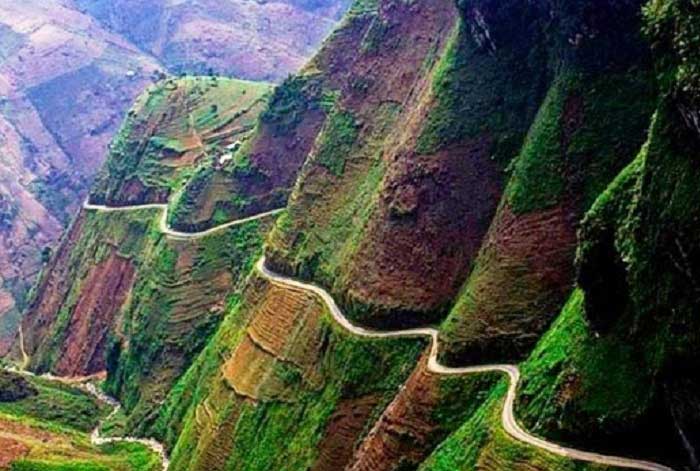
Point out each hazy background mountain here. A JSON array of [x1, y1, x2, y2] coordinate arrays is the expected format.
[[0, 0, 350, 353]]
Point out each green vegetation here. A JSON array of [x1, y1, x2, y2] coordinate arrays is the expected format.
[[29, 209, 155, 374], [505, 70, 656, 214], [416, 5, 550, 163], [91, 77, 270, 206], [148, 136, 187, 154], [644, 0, 700, 108], [23, 73, 276, 443], [260, 75, 323, 136], [437, 1, 656, 366], [17, 1, 700, 470], [267, 133, 389, 291], [516, 290, 654, 442], [0, 372, 159, 470], [24, 203, 271, 438], [160, 274, 426, 471], [346, 0, 379, 17], [0, 370, 37, 402], [0, 375, 107, 432], [419, 380, 612, 471], [165, 73, 325, 232], [10, 441, 160, 471], [314, 107, 359, 176], [104, 217, 270, 436]]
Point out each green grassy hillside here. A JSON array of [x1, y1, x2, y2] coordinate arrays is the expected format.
[[0, 371, 159, 470]]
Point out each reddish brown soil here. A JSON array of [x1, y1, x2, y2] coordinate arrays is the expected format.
[[320, 0, 458, 116], [0, 436, 29, 469], [191, 397, 244, 471], [177, 84, 327, 232], [110, 177, 171, 206], [222, 282, 326, 400], [267, 0, 465, 285], [222, 334, 276, 399], [18, 213, 87, 363], [54, 249, 136, 377], [310, 0, 504, 328], [247, 107, 328, 200], [311, 394, 381, 471], [344, 135, 503, 327], [183, 0, 460, 233], [346, 355, 441, 471], [247, 284, 313, 355], [0, 418, 56, 444], [440, 203, 579, 364]]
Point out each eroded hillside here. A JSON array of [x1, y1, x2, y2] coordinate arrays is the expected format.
[[0, 0, 161, 353], [6, 0, 700, 470], [70, 0, 351, 81]]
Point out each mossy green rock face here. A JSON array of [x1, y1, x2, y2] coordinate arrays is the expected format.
[[265, 0, 552, 329], [437, 0, 657, 365], [645, 0, 700, 135]]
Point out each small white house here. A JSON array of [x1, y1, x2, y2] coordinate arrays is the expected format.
[[226, 141, 242, 152]]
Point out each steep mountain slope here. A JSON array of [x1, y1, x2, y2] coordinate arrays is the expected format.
[[0, 0, 350, 354], [8, 0, 700, 470], [0, 0, 161, 354], [438, 0, 657, 364], [144, 4, 470, 468], [145, 0, 689, 469], [14, 77, 277, 433], [265, 0, 503, 327], [399, 1, 699, 469], [511, 3, 700, 466]]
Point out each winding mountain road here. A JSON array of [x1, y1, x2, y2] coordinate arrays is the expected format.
[[82, 201, 284, 240], [84, 382, 170, 470], [74, 202, 676, 470], [2, 199, 284, 470], [255, 257, 675, 471]]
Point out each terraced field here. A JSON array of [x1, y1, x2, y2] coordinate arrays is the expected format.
[[91, 77, 271, 206], [222, 282, 326, 401]]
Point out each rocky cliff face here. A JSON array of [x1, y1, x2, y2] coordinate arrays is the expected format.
[[438, 0, 657, 364], [8, 0, 700, 470]]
